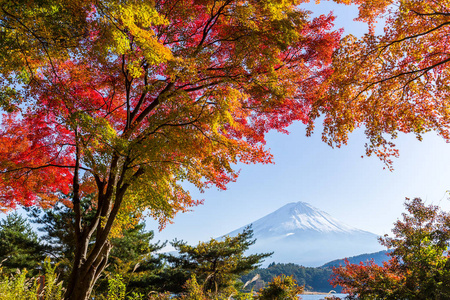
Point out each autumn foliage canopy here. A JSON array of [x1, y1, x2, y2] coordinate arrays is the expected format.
[[310, 0, 450, 165], [0, 0, 340, 215]]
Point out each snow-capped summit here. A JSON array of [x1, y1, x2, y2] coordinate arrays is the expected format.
[[227, 201, 372, 238], [224, 201, 384, 267], [252, 201, 360, 234]]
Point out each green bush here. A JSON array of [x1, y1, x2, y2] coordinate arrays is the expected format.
[[256, 275, 303, 300]]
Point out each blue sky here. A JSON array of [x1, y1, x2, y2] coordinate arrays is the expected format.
[[148, 123, 450, 244], [146, 1, 450, 244]]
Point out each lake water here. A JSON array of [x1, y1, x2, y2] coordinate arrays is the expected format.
[[300, 294, 348, 300]]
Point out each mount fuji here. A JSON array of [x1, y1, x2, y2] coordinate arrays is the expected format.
[[225, 201, 384, 267]]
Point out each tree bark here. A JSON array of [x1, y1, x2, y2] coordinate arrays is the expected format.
[[65, 239, 111, 300], [64, 191, 116, 300], [63, 155, 139, 300], [64, 166, 127, 299]]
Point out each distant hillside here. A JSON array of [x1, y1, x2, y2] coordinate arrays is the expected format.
[[241, 251, 391, 293], [241, 263, 338, 293], [321, 250, 391, 268]]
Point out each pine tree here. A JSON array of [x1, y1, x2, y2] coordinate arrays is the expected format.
[[0, 213, 45, 275], [164, 226, 272, 296]]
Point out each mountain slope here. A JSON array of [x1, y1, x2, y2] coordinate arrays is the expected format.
[[225, 201, 384, 267]]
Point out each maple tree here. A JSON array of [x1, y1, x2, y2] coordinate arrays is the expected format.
[[0, 1, 340, 299], [331, 198, 450, 299], [308, 0, 450, 165]]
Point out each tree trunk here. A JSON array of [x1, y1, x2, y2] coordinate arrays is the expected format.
[[64, 187, 121, 300], [64, 152, 138, 299], [64, 238, 112, 300]]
